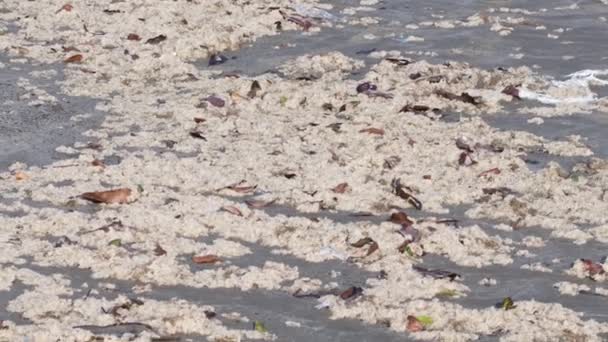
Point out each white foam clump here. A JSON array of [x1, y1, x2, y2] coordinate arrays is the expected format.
[[519, 69, 608, 105]]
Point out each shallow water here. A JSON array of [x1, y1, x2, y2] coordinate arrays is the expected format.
[[3, 0, 608, 341]]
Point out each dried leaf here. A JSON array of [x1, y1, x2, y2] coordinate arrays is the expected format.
[[205, 96, 225, 108], [339, 286, 363, 300], [359, 127, 385, 135], [189, 131, 207, 140], [581, 259, 605, 276], [390, 212, 413, 226], [458, 152, 476, 166], [332, 182, 349, 194], [406, 315, 424, 332], [221, 206, 243, 216], [145, 34, 167, 45], [64, 54, 83, 64], [247, 80, 262, 98], [154, 243, 167, 256], [193, 117, 206, 124], [287, 16, 312, 31], [436, 90, 481, 105], [385, 57, 413, 66], [228, 185, 257, 193], [14, 171, 28, 181], [350, 237, 373, 248], [502, 85, 521, 100], [478, 168, 501, 177], [391, 179, 423, 210], [356, 82, 377, 93], [91, 159, 105, 167], [81, 188, 131, 204], [57, 4, 73, 13], [127, 33, 141, 41], [455, 138, 474, 153], [398, 225, 420, 242], [413, 266, 460, 281], [192, 254, 221, 264], [245, 199, 275, 208]]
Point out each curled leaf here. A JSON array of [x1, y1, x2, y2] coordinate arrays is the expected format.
[[189, 131, 207, 140], [455, 138, 474, 153], [479, 168, 501, 177], [391, 179, 422, 210], [500, 297, 516, 310], [221, 206, 243, 217], [145, 34, 167, 45], [406, 315, 424, 332], [245, 199, 275, 209], [192, 254, 221, 264], [350, 237, 374, 248], [332, 182, 349, 194], [81, 188, 131, 204], [108, 239, 122, 247], [356, 82, 377, 93], [226, 182, 257, 193], [247, 80, 262, 98], [64, 54, 83, 64]]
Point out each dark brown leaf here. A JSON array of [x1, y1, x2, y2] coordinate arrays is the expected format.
[[193, 117, 206, 124], [189, 131, 207, 140], [391, 179, 423, 210], [389, 212, 413, 226], [436, 90, 481, 105], [356, 82, 377, 93], [247, 80, 262, 98], [127, 33, 141, 41], [332, 182, 350, 194], [64, 54, 83, 64], [192, 254, 221, 264], [458, 152, 476, 166], [350, 237, 374, 248], [81, 188, 131, 204], [154, 243, 167, 256], [339, 286, 363, 300], [145, 34, 167, 45], [385, 57, 413, 66]]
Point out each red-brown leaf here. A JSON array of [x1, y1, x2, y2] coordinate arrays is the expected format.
[[192, 254, 221, 264], [359, 127, 385, 135], [332, 182, 349, 194], [389, 212, 413, 226], [57, 4, 73, 13], [64, 54, 83, 64], [127, 33, 141, 41], [478, 167, 501, 177], [81, 188, 131, 204], [406, 315, 424, 332]]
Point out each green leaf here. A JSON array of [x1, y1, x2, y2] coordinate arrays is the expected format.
[[403, 245, 414, 257], [253, 321, 267, 333], [416, 315, 433, 327], [108, 239, 122, 247], [279, 96, 288, 107], [501, 297, 516, 310], [436, 289, 459, 298]]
